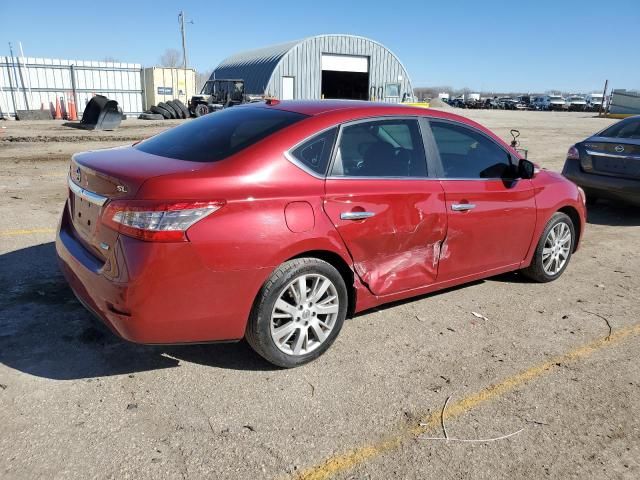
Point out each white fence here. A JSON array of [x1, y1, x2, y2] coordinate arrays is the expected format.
[[0, 57, 145, 118]]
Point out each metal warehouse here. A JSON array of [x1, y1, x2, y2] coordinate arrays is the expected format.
[[212, 34, 413, 103]]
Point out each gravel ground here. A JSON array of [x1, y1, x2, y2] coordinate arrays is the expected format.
[[1, 111, 638, 480]]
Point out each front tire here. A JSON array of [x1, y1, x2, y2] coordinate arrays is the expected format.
[[245, 258, 348, 368], [522, 212, 575, 283]]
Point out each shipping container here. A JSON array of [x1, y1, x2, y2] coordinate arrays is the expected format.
[[143, 67, 196, 109]]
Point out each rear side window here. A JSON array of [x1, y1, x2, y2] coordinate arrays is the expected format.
[[430, 121, 512, 179], [599, 118, 640, 139], [289, 128, 337, 175], [135, 107, 307, 162], [330, 119, 427, 177]]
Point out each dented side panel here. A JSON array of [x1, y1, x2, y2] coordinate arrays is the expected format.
[[323, 179, 447, 296]]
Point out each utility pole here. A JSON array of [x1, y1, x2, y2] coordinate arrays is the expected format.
[[598, 79, 608, 117], [178, 11, 188, 70], [178, 11, 193, 101]]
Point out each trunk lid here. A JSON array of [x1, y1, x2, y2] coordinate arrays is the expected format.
[[68, 146, 212, 260], [582, 138, 640, 179]]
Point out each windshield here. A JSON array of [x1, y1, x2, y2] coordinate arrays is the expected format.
[[135, 107, 307, 162], [598, 118, 640, 139], [550, 96, 564, 101], [201, 81, 214, 95]]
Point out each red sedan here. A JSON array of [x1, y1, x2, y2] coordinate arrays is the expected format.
[[57, 101, 586, 367]]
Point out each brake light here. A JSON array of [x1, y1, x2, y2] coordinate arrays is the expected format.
[[567, 145, 580, 160], [102, 200, 225, 242]]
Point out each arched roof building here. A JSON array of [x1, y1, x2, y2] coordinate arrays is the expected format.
[[212, 34, 413, 103]]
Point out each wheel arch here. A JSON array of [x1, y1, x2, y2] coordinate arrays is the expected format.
[[287, 249, 356, 317], [558, 205, 581, 252]]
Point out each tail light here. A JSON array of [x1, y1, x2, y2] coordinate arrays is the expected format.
[[102, 200, 225, 242], [567, 145, 580, 160]]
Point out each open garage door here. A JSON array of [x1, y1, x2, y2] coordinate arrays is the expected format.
[[321, 54, 369, 100]]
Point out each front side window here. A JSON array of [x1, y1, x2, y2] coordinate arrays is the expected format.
[[430, 121, 513, 179], [330, 119, 427, 177], [289, 128, 337, 175]]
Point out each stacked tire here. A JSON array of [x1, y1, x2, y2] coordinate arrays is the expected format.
[[139, 99, 190, 120]]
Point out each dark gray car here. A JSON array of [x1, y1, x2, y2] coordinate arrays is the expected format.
[[562, 116, 640, 206]]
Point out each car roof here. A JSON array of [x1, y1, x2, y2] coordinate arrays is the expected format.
[[245, 100, 520, 157], [251, 99, 480, 125]]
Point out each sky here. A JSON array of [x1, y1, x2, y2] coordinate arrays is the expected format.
[[1, 0, 638, 93]]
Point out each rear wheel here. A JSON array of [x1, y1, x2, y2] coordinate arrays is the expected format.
[[245, 258, 348, 368], [194, 103, 210, 117], [522, 212, 575, 282]]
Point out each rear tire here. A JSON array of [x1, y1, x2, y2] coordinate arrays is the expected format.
[[245, 258, 348, 368], [521, 212, 575, 283], [194, 103, 209, 117]]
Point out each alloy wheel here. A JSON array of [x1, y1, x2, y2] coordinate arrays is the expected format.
[[270, 274, 340, 356], [542, 221, 572, 276]]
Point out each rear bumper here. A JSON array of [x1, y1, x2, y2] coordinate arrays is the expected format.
[[562, 158, 640, 206], [56, 203, 266, 344]]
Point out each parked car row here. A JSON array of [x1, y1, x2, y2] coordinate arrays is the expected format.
[[447, 93, 607, 112]]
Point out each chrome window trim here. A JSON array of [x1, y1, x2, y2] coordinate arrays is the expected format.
[[586, 150, 640, 160], [326, 175, 435, 181], [68, 176, 108, 206], [327, 115, 430, 180], [284, 125, 339, 180]]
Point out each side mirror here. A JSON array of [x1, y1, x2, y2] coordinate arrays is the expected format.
[[518, 159, 535, 179]]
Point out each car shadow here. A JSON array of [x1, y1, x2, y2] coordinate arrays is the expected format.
[[586, 200, 640, 227], [0, 242, 277, 380]]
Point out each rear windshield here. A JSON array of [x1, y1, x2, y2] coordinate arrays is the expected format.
[[135, 107, 307, 162], [599, 118, 640, 139]]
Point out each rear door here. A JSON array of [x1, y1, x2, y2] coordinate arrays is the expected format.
[[426, 119, 536, 281], [323, 117, 447, 296]]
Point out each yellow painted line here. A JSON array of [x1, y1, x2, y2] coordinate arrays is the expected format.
[[295, 323, 640, 480], [0, 228, 56, 237]]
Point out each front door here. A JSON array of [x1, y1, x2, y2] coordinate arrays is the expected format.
[[323, 118, 447, 296], [427, 120, 537, 281]]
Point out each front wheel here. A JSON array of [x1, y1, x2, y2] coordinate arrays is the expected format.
[[521, 212, 575, 283], [245, 258, 348, 368]]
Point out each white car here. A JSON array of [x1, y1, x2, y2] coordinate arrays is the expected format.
[[565, 95, 587, 111], [585, 93, 606, 112], [534, 95, 566, 111]]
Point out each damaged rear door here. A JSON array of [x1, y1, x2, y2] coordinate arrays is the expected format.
[[323, 117, 447, 296]]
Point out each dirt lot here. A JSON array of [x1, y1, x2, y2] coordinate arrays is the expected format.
[[1, 111, 639, 480]]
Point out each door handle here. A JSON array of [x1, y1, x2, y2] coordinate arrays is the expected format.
[[340, 211, 375, 220], [451, 203, 476, 211]]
